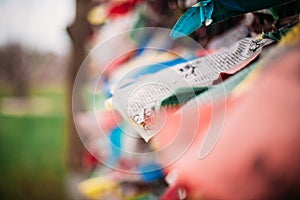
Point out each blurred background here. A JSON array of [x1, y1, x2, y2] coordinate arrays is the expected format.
[[0, 0, 74, 199]]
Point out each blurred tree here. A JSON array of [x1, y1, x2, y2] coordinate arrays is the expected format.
[[66, 0, 94, 172], [0, 43, 29, 97]]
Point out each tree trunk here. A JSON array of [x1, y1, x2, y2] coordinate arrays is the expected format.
[[66, 0, 93, 172]]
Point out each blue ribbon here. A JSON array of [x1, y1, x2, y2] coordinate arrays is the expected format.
[[170, 0, 214, 40]]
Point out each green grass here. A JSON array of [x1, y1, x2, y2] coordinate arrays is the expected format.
[[0, 87, 67, 199]]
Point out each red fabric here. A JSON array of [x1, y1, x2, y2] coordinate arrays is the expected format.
[[108, 0, 143, 17], [82, 150, 99, 169], [104, 51, 136, 77], [161, 184, 187, 200]]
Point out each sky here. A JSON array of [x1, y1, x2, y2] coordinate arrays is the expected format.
[[0, 0, 75, 55]]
